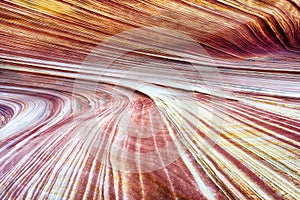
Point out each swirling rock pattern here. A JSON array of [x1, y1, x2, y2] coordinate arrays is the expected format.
[[0, 0, 299, 200]]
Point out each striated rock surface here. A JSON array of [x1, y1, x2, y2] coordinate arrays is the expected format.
[[0, 1, 299, 199]]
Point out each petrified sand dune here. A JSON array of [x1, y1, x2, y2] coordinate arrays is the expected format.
[[0, 1, 299, 199]]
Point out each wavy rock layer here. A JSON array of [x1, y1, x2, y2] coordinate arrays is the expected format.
[[0, 1, 300, 200]]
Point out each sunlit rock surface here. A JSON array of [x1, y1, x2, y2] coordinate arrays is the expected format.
[[0, 0, 299, 199]]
